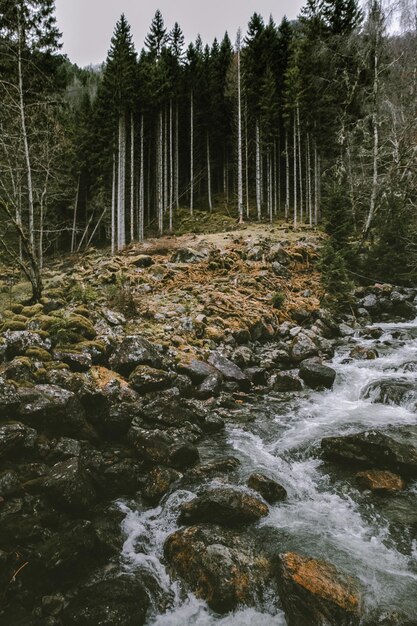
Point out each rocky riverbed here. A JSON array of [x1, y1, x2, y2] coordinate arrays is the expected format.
[[0, 226, 416, 625]]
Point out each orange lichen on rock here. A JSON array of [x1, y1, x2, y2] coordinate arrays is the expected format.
[[356, 470, 405, 493]]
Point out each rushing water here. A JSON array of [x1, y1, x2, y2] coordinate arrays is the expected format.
[[120, 317, 417, 624]]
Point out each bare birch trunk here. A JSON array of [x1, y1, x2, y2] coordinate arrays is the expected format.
[[71, 174, 80, 253], [164, 107, 168, 215], [363, 46, 379, 239], [314, 139, 319, 226], [273, 141, 277, 216], [237, 43, 243, 224], [245, 105, 249, 218], [175, 103, 179, 210]]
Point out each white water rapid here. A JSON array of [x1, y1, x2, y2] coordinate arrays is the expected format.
[[120, 317, 417, 625]]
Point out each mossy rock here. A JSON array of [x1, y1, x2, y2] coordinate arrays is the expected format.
[[10, 303, 24, 314], [44, 288, 65, 300], [21, 304, 43, 318], [73, 306, 91, 319], [67, 315, 96, 339], [78, 339, 106, 352], [34, 330, 50, 340], [44, 361, 70, 371], [32, 314, 62, 331], [33, 368, 48, 381], [1, 321, 27, 332], [3, 314, 28, 324], [25, 347, 52, 362]]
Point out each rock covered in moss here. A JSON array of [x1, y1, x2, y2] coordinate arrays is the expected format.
[[129, 365, 175, 394]]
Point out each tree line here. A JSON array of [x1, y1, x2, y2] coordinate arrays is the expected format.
[[0, 0, 416, 301]]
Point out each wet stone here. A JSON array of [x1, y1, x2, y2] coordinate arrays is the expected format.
[[356, 469, 405, 493], [247, 473, 287, 504], [179, 486, 269, 526]]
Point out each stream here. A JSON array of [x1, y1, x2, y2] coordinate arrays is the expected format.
[[119, 317, 417, 625]]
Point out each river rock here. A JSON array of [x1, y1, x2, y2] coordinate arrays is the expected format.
[[187, 457, 241, 479], [177, 359, 218, 384], [129, 365, 175, 394], [299, 359, 336, 389], [196, 372, 223, 399], [290, 333, 319, 363], [0, 470, 21, 496], [247, 473, 287, 503], [0, 422, 37, 460], [350, 346, 378, 360], [109, 336, 163, 375], [356, 470, 405, 493], [63, 575, 149, 626], [142, 466, 181, 503], [40, 456, 96, 513], [321, 429, 417, 476], [208, 352, 250, 390], [164, 524, 273, 613], [276, 552, 361, 626], [361, 379, 417, 411], [16, 385, 86, 435], [179, 486, 269, 526], [273, 371, 303, 392]]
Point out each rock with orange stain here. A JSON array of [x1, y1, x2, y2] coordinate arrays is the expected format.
[[356, 469, 405, 493], [276, 552, 361, 626], [164, 524, 273, 613]]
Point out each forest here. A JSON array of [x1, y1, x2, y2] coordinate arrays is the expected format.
[[0, 0, 416, 301]]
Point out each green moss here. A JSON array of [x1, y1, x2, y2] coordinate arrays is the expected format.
[[44, 361, 69, 371], [271, 291, 286, 310], [21, 304, 43, 318], [10, 303, 23, 314], [32, 314, 60, 330], [1, 321, 27, 331], [67, 315, 96, 339], [44, 288, 65, 300], [25, 347, 52, 362], [73, 306, 91, 319]]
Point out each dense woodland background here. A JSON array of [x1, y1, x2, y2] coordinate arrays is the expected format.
[[0, 0, 416, 301]]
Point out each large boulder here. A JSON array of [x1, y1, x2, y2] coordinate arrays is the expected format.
[[164, 524, 273, 613], [361, 379, 417, 411], [177, 359, 218, 384], [299, 359, 337, 390], [356, 470, 405, 493], [0, 377, 20, 418], [247, 473, 287, 504], [0, 422, 36, 460], [16, 384, 86, 435], [109, 336, 163, 376], [321, 429, 417, 476], [129, 365, 175, 394], [39, 456, 96, 513], [208, 352, 250, 390], [276, 552, 361, 626], [290, 333, 319, 363], [2, 330, 51, 359], [63, 576, 149, 626], [179, 486, 269, 526]]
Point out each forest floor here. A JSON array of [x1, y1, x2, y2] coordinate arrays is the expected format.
[[0, 218, 327, 361]]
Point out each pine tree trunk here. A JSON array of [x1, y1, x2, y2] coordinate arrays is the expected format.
[[273, 141, 277, 216], [237, 46, 243, 224], [307, 134, 312, 227], [293, 111, 297, 229], [117, 112, 126, 250], [71, 174, 80, 253], [245, 104, 249, 218], [175, 103, 179, 210], [130, 112, 135, 242], [256, 119, 261, 221], [190, 90, 194, 216], [158, 110, 163, 235], [277, 137, 281, 215], [164, 106, 168, 215], [314, 140, 319, 226], [139, 115, 144, 241], [111, 150, 116, 255], [285, 130, 290, 220], [169, 99, 173, 232], [297, 104, 303, 224], [207, 132, 212, 212]]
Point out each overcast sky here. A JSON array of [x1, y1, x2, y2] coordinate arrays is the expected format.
[[55, 0, 306, 68]]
